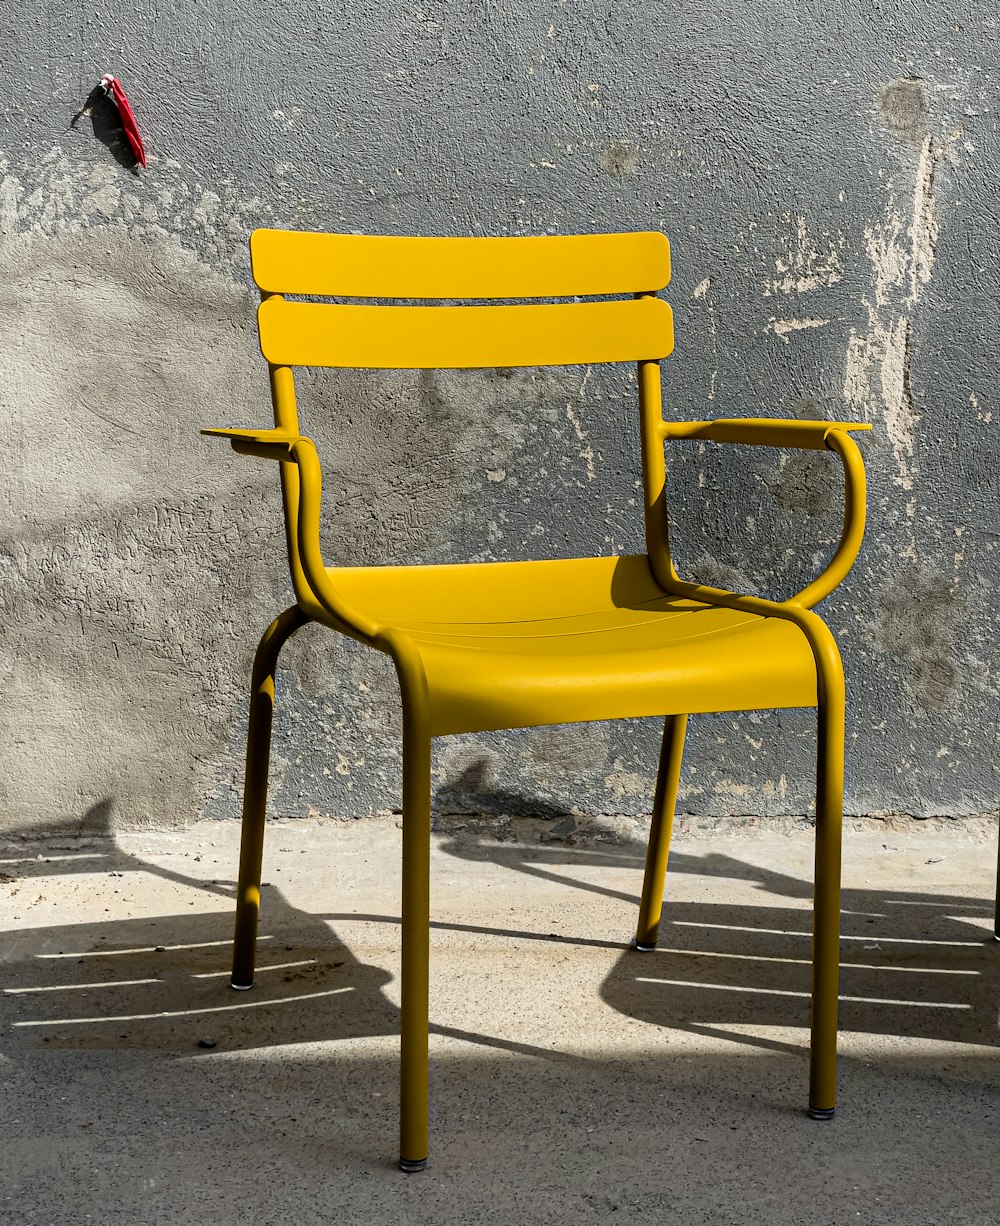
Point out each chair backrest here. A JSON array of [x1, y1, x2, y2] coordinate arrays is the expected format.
[[248, 230, 676, 613], [249, 230, 674, 369]]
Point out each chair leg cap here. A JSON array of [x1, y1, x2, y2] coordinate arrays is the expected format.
[[633, 940, 657, 953], [399, 1157, 428, 1174], [807, 1106, 836, 1121], [230, 981, 254, 992]]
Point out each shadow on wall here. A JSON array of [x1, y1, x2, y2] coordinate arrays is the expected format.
[[71, 85, 141, 174], [434, 758, 574, 822]]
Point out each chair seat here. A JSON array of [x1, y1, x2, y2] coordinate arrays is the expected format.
[[326, 554, 817, 735]]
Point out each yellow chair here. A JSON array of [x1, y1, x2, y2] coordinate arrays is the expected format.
[[203, 229, 871, 1171]]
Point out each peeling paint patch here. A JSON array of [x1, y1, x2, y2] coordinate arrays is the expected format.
[[603, 758, 651, 802], [761, 774, 789, 802], [691, 278, 718, 401], [764, 214, 844, 297], [909, 135, 942, 299], [845, 316, 916, 489], [565, 366, 596, 482], [766, 317, 829, 342], [712, 779, 753, 799], [969, 391, 992, 423], [842, 104, 959, 496]]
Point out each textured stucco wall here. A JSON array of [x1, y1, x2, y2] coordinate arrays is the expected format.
[[1, 3, 997, 835]]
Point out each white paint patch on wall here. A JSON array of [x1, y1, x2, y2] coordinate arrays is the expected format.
[[766, 317, 829, 342], [764, 214, 844, 297], [603, 758, 652, 802], [565, 366, 596, 482], [909, 134, 942, 302], [842, 125, 958, 494], [844, 315, 916, 490]]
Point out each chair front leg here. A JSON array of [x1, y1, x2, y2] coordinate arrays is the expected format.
[[399, 707, 432, 1172], [635, 714, 688, 951], [231, 605, 311, 990], [808, 685, 845, 1118]]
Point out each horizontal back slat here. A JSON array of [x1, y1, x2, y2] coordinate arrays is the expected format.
[[251, 229, 670, 298], [258, 297, 674, 369]]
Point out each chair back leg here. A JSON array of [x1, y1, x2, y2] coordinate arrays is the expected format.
[[231, 605, 311, 989], [635, 714, 688, 951]]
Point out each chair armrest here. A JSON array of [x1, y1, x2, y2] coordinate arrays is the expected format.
[[201, 427, 381, 640], [201, 426, 304, 461], [660, 418, 871, 449], [660, 418, 871, 609]]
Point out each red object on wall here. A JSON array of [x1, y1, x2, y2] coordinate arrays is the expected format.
[[100, 74, 147, 168]]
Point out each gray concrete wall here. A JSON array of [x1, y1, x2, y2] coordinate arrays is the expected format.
[[1, 2, 997, 835]]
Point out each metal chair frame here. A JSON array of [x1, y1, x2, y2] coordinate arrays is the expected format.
[[204, 229, 871, 1170]]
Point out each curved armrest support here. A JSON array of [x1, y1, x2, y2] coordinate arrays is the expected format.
[[202, 426, 381, 640], [660, 419, 870, 608], [793, 429, 868, 607], [287, 438, 382, 639], [660, 577, 846, 713]]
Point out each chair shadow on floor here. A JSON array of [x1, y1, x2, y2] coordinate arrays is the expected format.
[[432, 821, 1000, 1053], [1, 813, 996, 1068], [1, 858, 397, 1057]]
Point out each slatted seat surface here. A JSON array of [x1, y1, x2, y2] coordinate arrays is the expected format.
[[324, 554, 817, 734]]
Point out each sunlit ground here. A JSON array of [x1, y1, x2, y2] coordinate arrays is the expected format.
[[1, 817, 997, 1224]]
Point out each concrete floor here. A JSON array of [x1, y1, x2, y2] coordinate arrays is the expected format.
[[1, 814, 997, 1225]]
